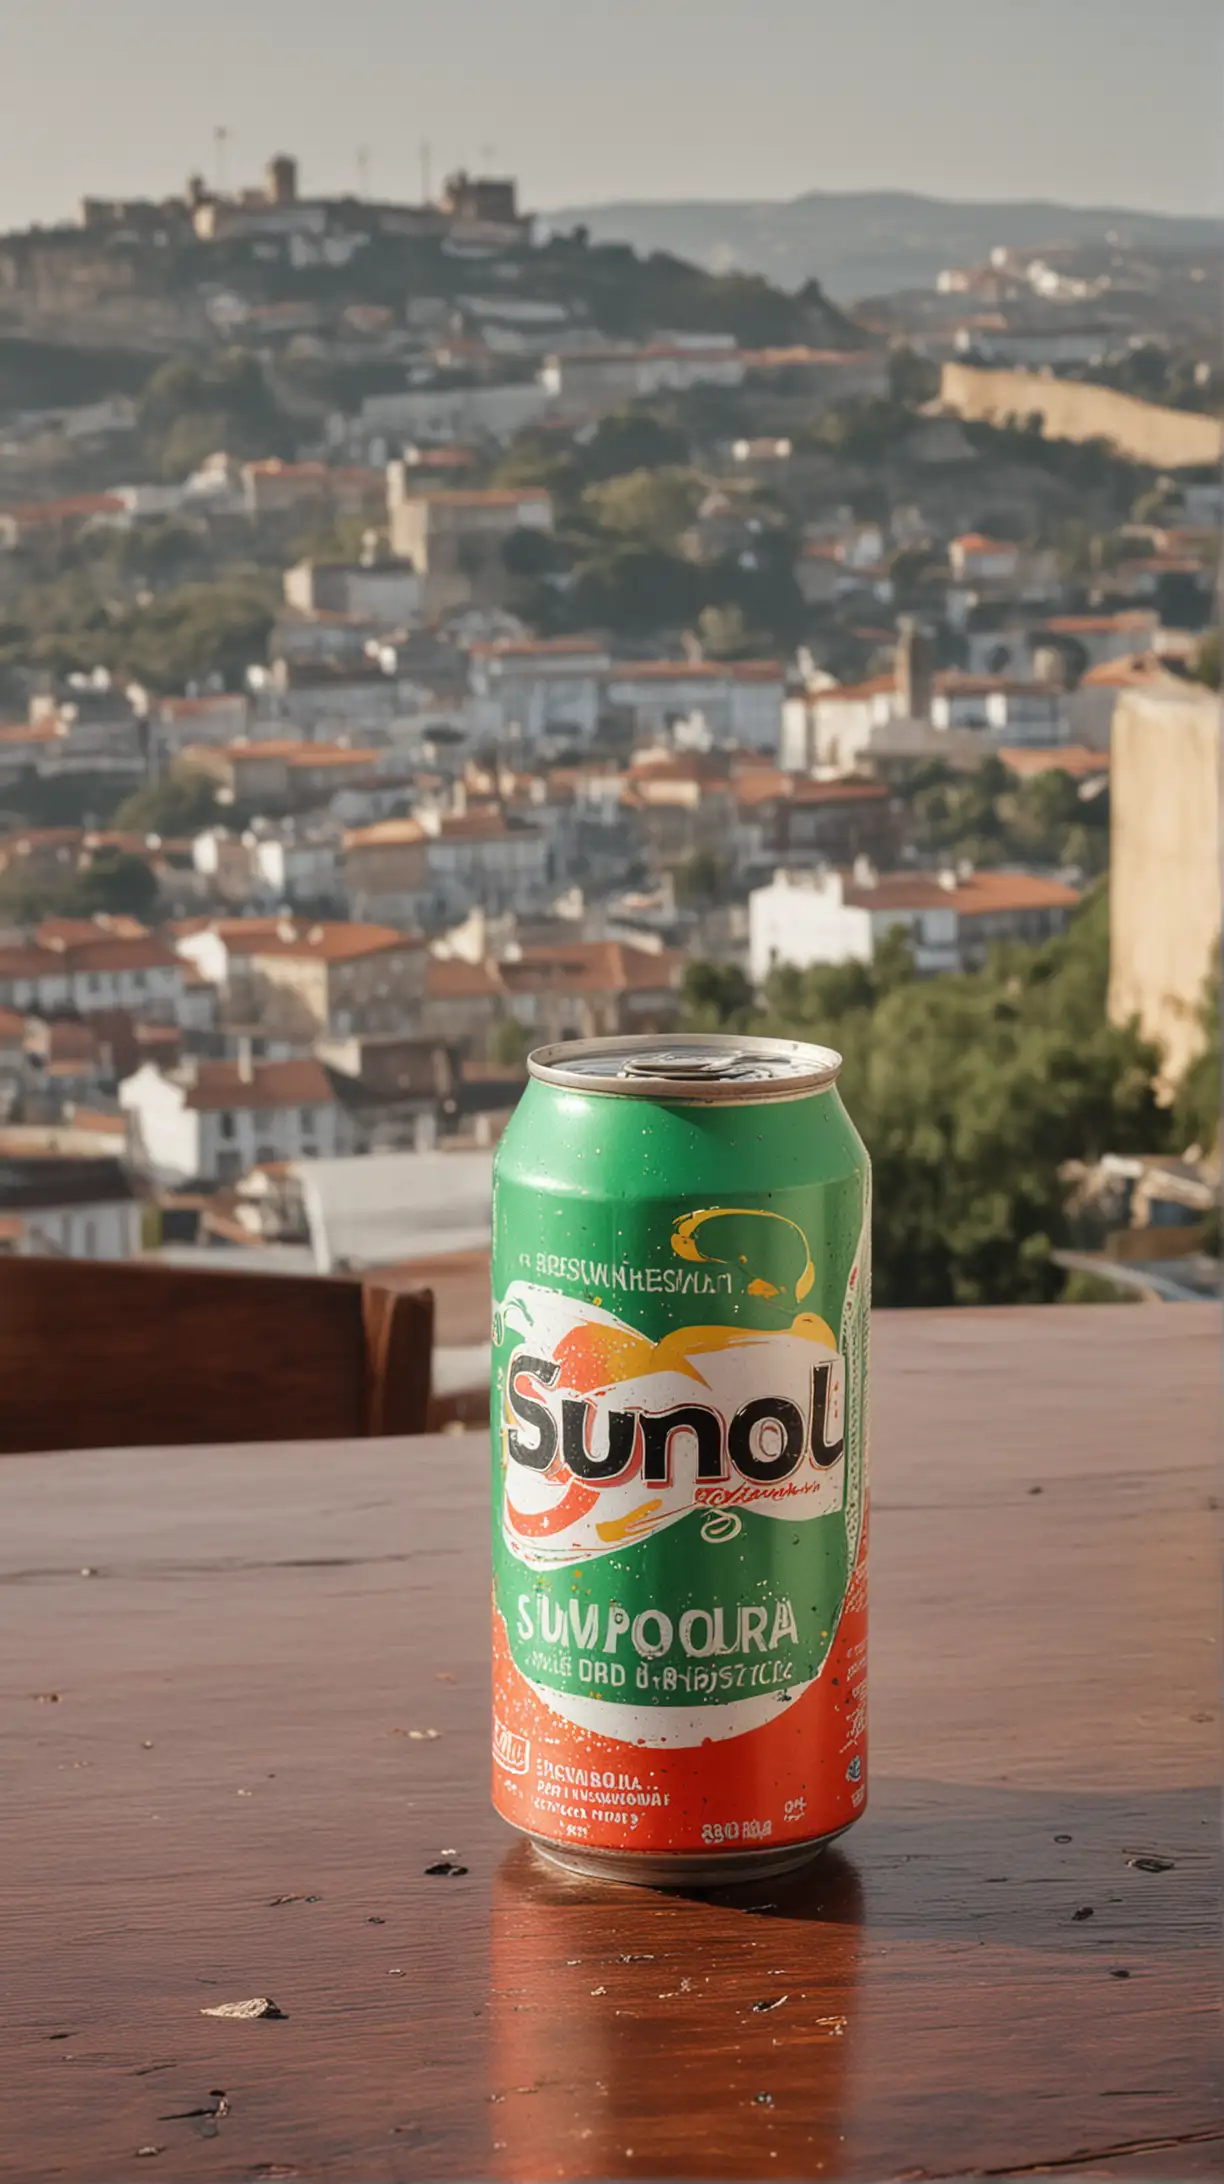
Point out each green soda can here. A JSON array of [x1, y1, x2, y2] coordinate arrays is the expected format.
[[490, 1033, 870, 1886]]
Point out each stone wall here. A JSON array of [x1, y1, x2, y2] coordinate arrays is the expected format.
[[941, 364, 1224, 471], [1109, 683, 1220, 1089]]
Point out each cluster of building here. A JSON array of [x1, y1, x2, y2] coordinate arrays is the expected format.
[[0, 174, 1217, 1287]]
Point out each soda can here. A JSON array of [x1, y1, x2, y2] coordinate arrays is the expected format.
[[490, 1033, 870, 1886]]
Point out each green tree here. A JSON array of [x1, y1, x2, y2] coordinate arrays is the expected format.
[[680, 959, 754, 1029], [758, 890, 1168, 1305], [581, 466, 706, 551], [76, 848, 159, 918], [580, 410, 691, 481], [490, 1016, 530, 1066], [0, 573, 276, 691], [673, 849, 729, 907], [888, 345, 939, 407], [492, 430, 582, 507], [502, 525, 567, 578], [569, 544, 702, 636], [139, 350, 290, 479], [114, 766, 221, 836], [695, 603, 761, 660], [1171, 969, 1221, 1153], [1189, 630, 1220, 690]]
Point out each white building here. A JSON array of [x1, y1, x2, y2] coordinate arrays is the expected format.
[[351, 382, 551, 447], [249, 828, 341, 904], [0, 1146, 141, 1259], [781, 676, 897, 773], [540, 343, 745, 422], [154, 693, 251, 755], [603, 661, 784, 752], [930, 676, 1067, 743], [783, 668, 1067, 772], [948, 533, 1021, 584], [0, 934, 186, 1019], [466, 638, 611, 750], [749, 865, 1080, 983], [121, 1054, 350, 1185], [282, 559, 422, 627], [418, 809, 551, 921]]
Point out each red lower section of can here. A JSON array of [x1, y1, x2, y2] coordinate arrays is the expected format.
[[491, 1542, 867, 1862]]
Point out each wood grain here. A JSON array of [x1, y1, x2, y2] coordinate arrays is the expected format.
[[0, 1303, 1218, 2182], [0, 1256, 433, 1452]]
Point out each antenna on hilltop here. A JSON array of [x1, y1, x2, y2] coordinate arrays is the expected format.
[[213, 125, 230, 193], [420, 139, 432, 205], [357, 146, 370, 198]]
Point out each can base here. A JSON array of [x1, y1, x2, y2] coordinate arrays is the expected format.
[[527, 1833, 838, 1890]]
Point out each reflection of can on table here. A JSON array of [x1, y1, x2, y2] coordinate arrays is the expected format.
[[490, 1034, 871, 1887], [489, 1840, 864, 2182]]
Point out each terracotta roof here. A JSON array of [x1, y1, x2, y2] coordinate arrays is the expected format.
[[1042, 612, 1156, 635], [0, 827, 84, 851], [415, 488, 551, 509], [37, 916, 150, 945], [82, 832, 152, 855], [245, 461, 382, 486], [812, 675, 896, 704], [248, 921, 425, 965], [403, 445, 478, 468], [169, 915, 285, 945], [155, 695, 247, 718], [425, 957, 507, 1000], [997, 745, 1109, 779], [343, 819, 426, 849], [40, 1020, 101, 1063], [734, 769, 890, 809], [432, 813, 540, 843], [551, 343, 740, 364], [0, 721, 61, 745], [287, 746, 383, 771], [740, 346, 876, 368], [1078, 652, 1171, 689], [180, 1058, 338, 1113], [844, 869, 1080, 916], [499, 941, 685, 997], [65, 937, 180, 974], [935, 671, 1060, 699], [469, 637, 606, 661], [951, 533, 1019, 554], [63, 1107, 126, 1136], [202, 739, 382, 765], [3, 493, 126, 524], [0, 946, 71, 980]]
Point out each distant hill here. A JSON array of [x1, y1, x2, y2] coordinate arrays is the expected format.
[[545, 191, 1224, 301]]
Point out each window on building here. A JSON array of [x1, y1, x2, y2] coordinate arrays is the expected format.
[[82, 1217, 97, 1259], [299, 1107, 316, 1131], [131, 971, 146, 992], [87, 975, 100, 995], [219, 1110, 236, 1140]]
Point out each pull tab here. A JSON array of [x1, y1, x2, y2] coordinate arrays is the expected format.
[[618, 1048, 748, 1081]]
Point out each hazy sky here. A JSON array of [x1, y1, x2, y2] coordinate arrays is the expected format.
[[1, 0, 1219, 229]]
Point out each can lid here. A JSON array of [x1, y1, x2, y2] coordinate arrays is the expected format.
[[527, 1032, 843, 1104]]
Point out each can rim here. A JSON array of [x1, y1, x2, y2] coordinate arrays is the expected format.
[[526, 1031, 843, 1104]]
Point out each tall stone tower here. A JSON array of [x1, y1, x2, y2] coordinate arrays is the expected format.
[[266, 155, 299, 207], [894, 615, 934, 721]]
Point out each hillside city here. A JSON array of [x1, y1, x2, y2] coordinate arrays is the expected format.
[[0, 154, 1218, 1324]]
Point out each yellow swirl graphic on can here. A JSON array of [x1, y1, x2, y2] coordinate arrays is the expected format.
[[671, 1207, 817, 1309]]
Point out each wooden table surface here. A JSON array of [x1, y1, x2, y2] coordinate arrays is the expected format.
[[2, 1304, 1219, 2184]]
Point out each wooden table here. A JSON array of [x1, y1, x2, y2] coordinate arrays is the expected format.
[[2, 1304, 1219, 2183]]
